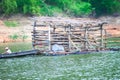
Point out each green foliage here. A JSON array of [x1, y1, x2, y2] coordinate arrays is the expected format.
[[9, 32, 28, 42], [0, 0, 120, 16], [44, 0, 92, 17], [16, 0, 41, 15], [0, 42, 32, 53], [69, 2, 92, 17], [40, 5, 63, 16], [20, 31, 28, 42], [45, 0, 73, 10], [2, 0, 17, 15], [106, 37, 120, 48], [23, 0, 40, 15], [83, 0, 120, 15], [4, 21, 19, 27], [21, 35, 28, 42], [9, 34, 19, 40]]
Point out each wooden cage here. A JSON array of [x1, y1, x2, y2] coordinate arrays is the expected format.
[[32, 17, 107, 52]]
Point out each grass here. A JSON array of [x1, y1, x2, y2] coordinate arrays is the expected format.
[[106, 37, 120, 48], [4, 20, 19, 27], [0, 42, 32, 53]]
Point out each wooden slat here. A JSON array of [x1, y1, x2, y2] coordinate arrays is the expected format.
[[70, 30, 85, 32], [33, 43, 48, 46], [51, 33, 67, 35], [72, 40, 85, 42], [32, 30, 48, 33], [32, 24, 46, 27], [88, 29, 100, 31], [51, 42, 69, 44], [32, 37, 48, 39], [32, 39, 48, 41], [52, 34, 67, 36], [72, 33, 82, 35], [51, 36, 68, 38], [32, 34, 48, 36], [51, 40, 69, 42], [31, 33, 48, 35], [32, 36, 47, 38]]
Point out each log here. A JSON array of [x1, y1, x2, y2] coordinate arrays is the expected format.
[[52, 37, 68, 39], [32, 39, 48, 41], [51, 33, 67, 36], [33, 43, 48, 46], [51, 42, 69, 44], [32, 30, 48, 33], [51, 40, 69, 42], [32, 24, 46, 27]]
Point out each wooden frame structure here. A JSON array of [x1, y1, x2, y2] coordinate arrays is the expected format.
[[32, 17, 107, 52]]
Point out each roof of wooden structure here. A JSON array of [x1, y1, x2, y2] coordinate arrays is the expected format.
[[32, 17, 107, 28]]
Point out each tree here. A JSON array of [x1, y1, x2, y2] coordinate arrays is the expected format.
[[2, 0, 17, 15], [82, 0, 120, 15]]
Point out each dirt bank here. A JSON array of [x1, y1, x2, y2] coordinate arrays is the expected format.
[[0, 15, 33, 43], [99, 16, 120, 37], [0, 15, 120, 43]]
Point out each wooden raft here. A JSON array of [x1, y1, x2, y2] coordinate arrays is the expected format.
[[31, 17, 107, 51]]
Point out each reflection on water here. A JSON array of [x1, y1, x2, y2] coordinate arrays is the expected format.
[[0, 42, 32, 53]]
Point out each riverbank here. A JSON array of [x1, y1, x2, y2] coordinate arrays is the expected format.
[[0, 15, 33, 43], [0, 41, 32, 53], [0, 15, 120, 43]]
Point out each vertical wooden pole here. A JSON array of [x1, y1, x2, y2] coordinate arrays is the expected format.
[[48, 24, 51, 51], [100, 24, 103, 49], [68, 25, 71, 51], [32, 20, 36, 49], [84, 27, 88, 50], [104, 29, 107, 48]]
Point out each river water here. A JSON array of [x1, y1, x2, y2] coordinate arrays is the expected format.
[[0, 40, 120, 80], [0, 55, 82, 80], [0, 51, 120, 80]]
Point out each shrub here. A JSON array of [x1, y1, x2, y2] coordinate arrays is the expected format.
[[83, 0, 120, 16], [44, 0, 92, 17], [69, 2, 92, 17], [4, 21, 19, 27], [9, 34, 19, 41], [20, 31, 28, 42], [40, 5, 63, 16]]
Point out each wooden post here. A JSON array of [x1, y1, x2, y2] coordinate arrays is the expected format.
[[104, 29, 107, 48], [84, 27, 88, 50], [48, 24, 51, 51], [32, 20, 36, 49], [100, 24, 103, 49], [68, 25, 71, 51]]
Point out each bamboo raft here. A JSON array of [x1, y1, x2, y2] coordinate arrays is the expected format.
[[0, 50, 85, 59], [0, 50, 39, 59], [0, 48, 119, 59]]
